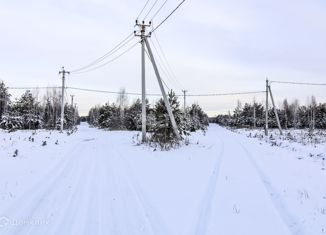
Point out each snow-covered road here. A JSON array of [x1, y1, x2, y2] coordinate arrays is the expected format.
[[0, 124, 325, 234]]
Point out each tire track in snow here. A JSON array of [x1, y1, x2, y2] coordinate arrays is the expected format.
[[0, 144, 86, 235], [83, 145, 101, 235], [97, 144, 132, 234], [26, 146, 95, 235], [237, 140, 304, 235], [112, 145, 170, 235], [50, 147, 97, 235], [16, 144, 90, 235], [194, 137, 225, 235]]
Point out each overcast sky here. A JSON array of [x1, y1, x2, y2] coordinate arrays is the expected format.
[[1, 0, 326, 115]]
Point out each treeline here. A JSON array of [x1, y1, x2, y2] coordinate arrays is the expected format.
[[215, 97, 326, 129], [0, 81, 79, 131], [88, 90, 209, 149]]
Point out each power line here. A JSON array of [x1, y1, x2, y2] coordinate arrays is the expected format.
[[70, 32, 134, 73], [145, 38, 173, 90], [67, 86, 264, 97], [7, 84, 265, 99], [144, 0, 160, 20], [148, 37, 174, 86], [186, 91, 265, 97], [270, 80, 326, 86], [8, 85, 264, 97], [67, 86, 162, 96], [8, 86, 61, 90], [150, 0, 186, 33], [144, 46, 170, 91], [150, 32, 184, 89], [136, 0, 151, 20], [72, 41, 140, 74], [151, 0, 168, 21]]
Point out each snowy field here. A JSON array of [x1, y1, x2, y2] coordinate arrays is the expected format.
[[0, 123, 325, 235]]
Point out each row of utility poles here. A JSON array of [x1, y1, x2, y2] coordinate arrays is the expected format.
[[56, 22, 184, 137], [56, 27, 282, 139], [56, 68, 281, 138]]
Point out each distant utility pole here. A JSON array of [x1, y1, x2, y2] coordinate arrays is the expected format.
[[70, 95, 74, 107], [135, 20, 180, 141], [265, 79, 269, 136], [265, 79, 283, 135], [268, 85, 283, 135], [182, 90, 187, 112], [59, 66, 70, 132]]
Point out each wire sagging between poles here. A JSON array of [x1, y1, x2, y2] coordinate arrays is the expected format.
[[70, 32, 134, 73], [72, 41, 140, 74], [270, 80, 326, 86]]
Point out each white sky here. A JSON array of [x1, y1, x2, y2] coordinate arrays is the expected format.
[[1, 0, 326, 116]]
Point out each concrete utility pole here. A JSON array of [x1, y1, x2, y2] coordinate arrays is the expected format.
[[182, 90, 187, 112], [135, 20, 180, 140], [135, 20, 151, 142], [144, 37, 181, 140], [59, 66, 70, 132], [265, 79, 269, 136], [268, 85, 283, 135]]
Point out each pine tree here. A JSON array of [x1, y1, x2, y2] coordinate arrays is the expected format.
[[150, 90, 189, 149], [0, 81, 11, 120], [188, 103, 209, 132], [43, 98, 53, 129], [12, 90, 43, 129], [125, 99, 142, 131]]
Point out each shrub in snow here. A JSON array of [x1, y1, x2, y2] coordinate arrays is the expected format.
[[13, 149, 18, 157], [0, 114, 23, 131]]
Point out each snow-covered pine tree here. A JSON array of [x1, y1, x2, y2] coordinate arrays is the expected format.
[[0, 81, 11, 120], [88, 106, 100, 127], [125, 99, 142, 131], [124, 98, 155, 131], [11, 90, 43, 129], [64, 103, 75, 129], [150, 90, 189, 149], [188, 103, 209, 132], [233, 100, 243, 127], [97, 102, 123, 130], [43, 98, 53, 129], [315, 103, 326, 129]]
